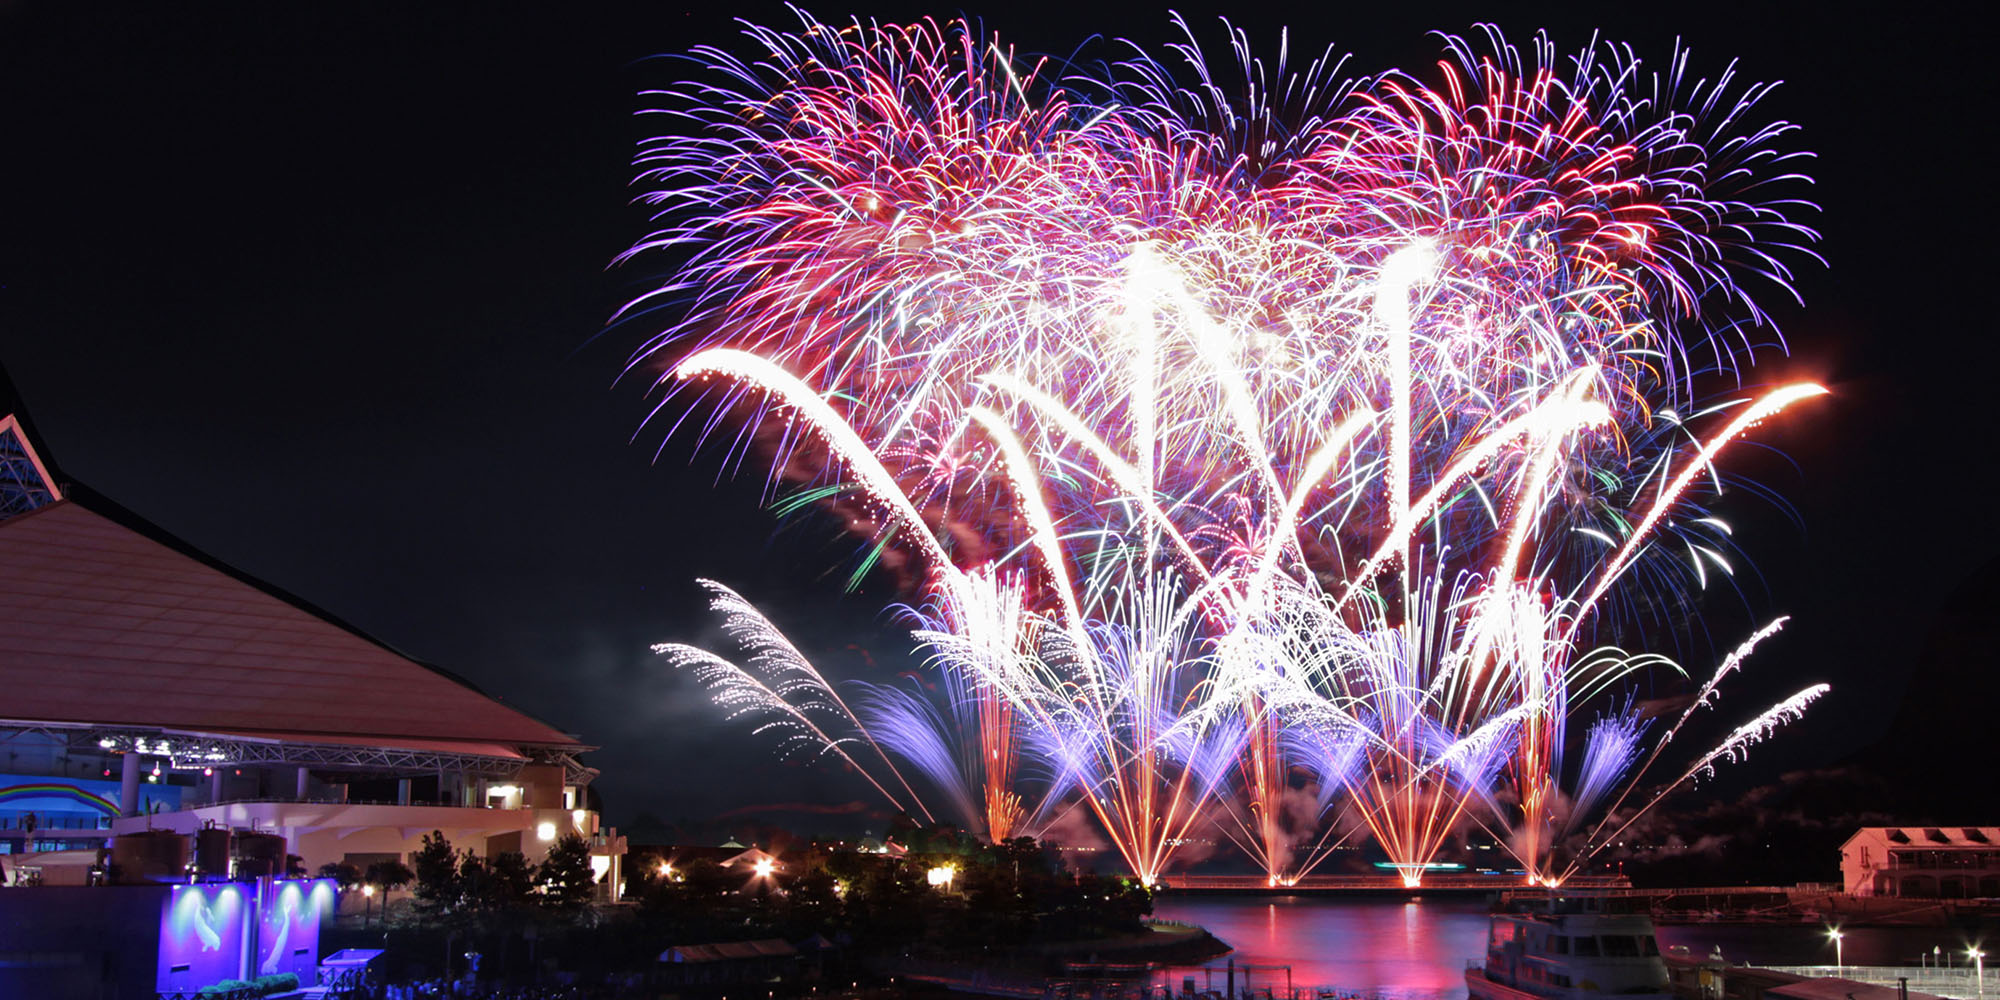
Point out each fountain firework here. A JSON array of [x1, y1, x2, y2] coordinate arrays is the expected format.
[[637, 12, 1827, 885]]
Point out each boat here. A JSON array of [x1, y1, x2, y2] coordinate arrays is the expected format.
[[1466, 894, 1675, 1000]]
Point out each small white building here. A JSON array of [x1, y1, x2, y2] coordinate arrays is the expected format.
[[1838, 827, 2000, 897]]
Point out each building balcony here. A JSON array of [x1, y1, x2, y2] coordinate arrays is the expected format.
[[108, 799, 611, 870]]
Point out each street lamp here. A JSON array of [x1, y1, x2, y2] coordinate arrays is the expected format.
[[1969, 947, 1985, 1000], [1828, 929, 1844, 973]]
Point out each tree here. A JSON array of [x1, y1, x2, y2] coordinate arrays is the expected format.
[[456, 851, 494, 914], [412, 831, 459, 917], [783, 867, 844, 930], [536, 833, 595, 911], [362, 859, 414, 928], [489, 850, 536, 907], [365, 858, 415, 893], [317, 862, 363, 919], [625, 850, 665, 900], [318, 861, 362, 892]]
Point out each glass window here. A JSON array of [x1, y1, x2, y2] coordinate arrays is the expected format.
[[1575, 937, 1601, 957], [1602, 936, 1641, 957], [1552, 936, 1570, 955]]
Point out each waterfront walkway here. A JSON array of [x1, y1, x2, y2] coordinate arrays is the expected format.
[[1759, 966, 1992, 1000]]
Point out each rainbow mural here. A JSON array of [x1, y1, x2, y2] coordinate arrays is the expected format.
[[0, 775, 181, 822], [0, 781, 120, 816]]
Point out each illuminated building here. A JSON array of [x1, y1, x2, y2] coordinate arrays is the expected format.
[[0, 369, 624, 897], [1839, 827, 2000, 898]]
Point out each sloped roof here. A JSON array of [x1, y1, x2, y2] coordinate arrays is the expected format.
[[659, 939, 797, 963], [0, 498, 578, 747], [1847, 827, 2000, 849]]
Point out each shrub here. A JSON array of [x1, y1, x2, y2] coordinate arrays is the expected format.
[[251, 972, 301, 994]]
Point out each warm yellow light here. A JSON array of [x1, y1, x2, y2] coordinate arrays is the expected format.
[[536, 821, 557, 841], [362, 885, 375, 897], [753, 858, 775, 878], [926, 865, 956, 889]]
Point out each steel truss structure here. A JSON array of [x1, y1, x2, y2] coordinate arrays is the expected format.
[[0, 721, 597, 787]]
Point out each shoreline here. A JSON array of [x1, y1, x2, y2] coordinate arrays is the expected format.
[[889, 922, 1234, 998]]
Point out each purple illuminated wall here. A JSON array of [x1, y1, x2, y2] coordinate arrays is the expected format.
[[157, 882, 248, 993], [255, 879, 333, 982], [155, 878, 332, 991]]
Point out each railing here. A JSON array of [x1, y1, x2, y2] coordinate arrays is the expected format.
[[1504, 885, 1797, 897], [1880, 858, 2000, 871], [911, 970, 1409, 1000], [1757, 966, 1990, 1000], [185, 795, 491, 808], [1, 814, 114, 831]]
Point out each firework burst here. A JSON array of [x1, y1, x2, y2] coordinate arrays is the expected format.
[[635, 12, 1827, 884]]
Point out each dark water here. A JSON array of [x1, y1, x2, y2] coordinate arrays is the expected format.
[[1150, 896, 1976, 1000]]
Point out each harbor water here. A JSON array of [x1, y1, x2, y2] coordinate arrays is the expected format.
[[1149, 895, 1985, 1000]]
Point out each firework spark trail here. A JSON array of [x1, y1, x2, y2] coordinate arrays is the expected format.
[[1563, 617, 1790, 852], [1558, 682, 1830, 882], [654, 580, 935, 821], [1570, 704, 1651, 825], [853, 666, 1027, 840], [1565, 386, 1829, 639], [640, 13, 1828, 884]]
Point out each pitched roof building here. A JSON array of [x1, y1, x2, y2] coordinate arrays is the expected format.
[[0, 366, 621, 894], [1838, 826, 2000, 898]]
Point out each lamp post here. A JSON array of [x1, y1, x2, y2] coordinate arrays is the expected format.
[[1829, 929, 1844, 974], [362, 883, 375, 927], [1969, 947, 1985, 1000]]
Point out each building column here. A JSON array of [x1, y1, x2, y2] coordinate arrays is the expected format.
[[295, 766, 310, 801], [396, 778, 411, 805], [210, 768, 224, 804], [119, 751, 142, 818]]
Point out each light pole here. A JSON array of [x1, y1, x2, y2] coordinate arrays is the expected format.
[[1829, 929, 1844, 974], [1969, 947, 1985, 1000]]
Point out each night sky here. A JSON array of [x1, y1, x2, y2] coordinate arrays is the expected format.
[[2, 1, 1992, 837]]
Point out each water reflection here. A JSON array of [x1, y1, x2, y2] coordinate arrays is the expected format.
[[1151, 896, 1489, 1000], [1150, 895, 1987, 1000]]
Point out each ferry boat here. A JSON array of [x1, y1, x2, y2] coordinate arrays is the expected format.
[[1466, 895, 1675, 1000]]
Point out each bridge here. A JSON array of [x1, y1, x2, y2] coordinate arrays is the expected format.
[[1157, 874, 1630, 893]]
